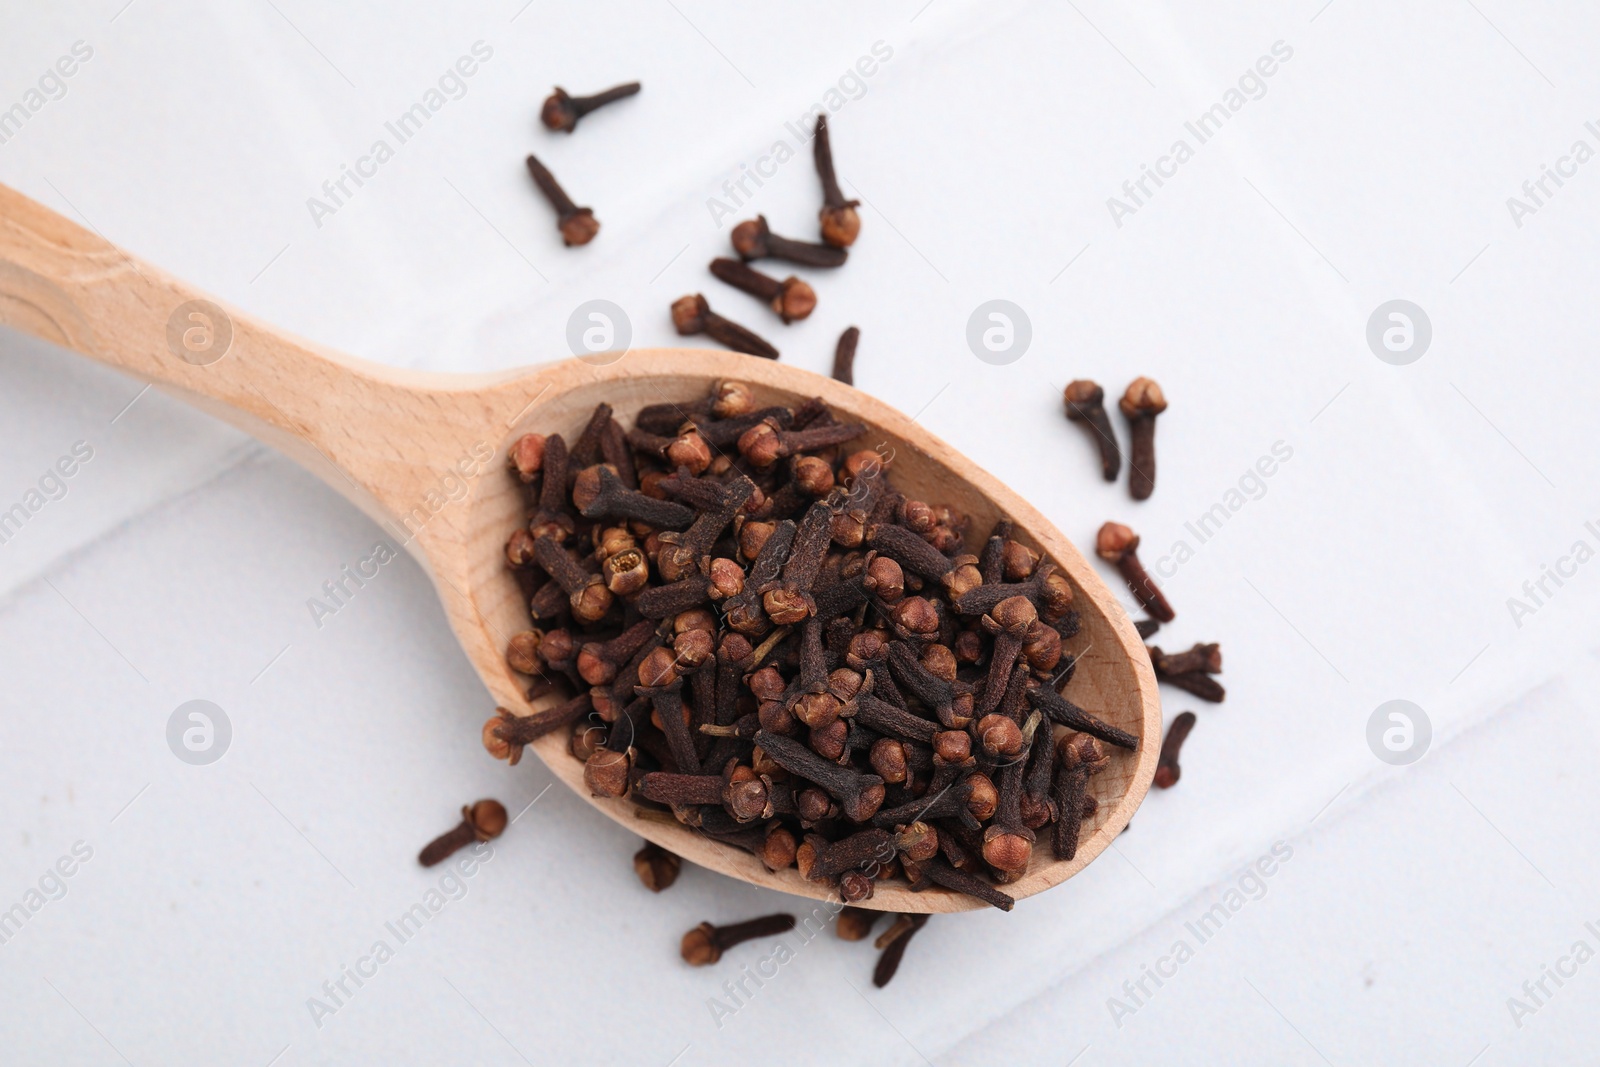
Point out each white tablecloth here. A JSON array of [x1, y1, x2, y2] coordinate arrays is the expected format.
[[2, 2, 1597, 1063]]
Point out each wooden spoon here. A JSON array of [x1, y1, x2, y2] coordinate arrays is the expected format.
[[0, 183, 1159, 912]]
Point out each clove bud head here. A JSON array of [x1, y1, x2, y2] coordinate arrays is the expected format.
[[633, 842, 682, 892], [540, 88, 581, 132], [976, 714, 1024, 759], [776, 277, 818, 322], [712, 380, 756, 418], [559, 209, 600, 248], [1119, 377, 1167, 418], [507, 433, 546, 482], [505, 631, 542, 675], [671, 294, 712, 335], [820, 203, 861, 248], [1063, 379, 1105, 412], [465, 800, 509, 841], [982, 827, 1033, 873], [1095, 521, 1139, 561], [584, 749, 631, 798]]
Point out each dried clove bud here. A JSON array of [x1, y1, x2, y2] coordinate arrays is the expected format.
[[1120, 377, 1167, 501], [418, 800, 508, 867], [832, 326, 860, 385], [633, 841, 681, 891], [1063, 380, 1121, 481], [1155, 711, 1197, 788], [1096, 522, 1174, 622], [813, 114, 862, 248], [681, 913, 797, 966], [525, 154, 599, 246], [671, 294, 780, 359], [731, 215, 848, 268], [541, 81, 641, 133], [709, 257, 817, 323]]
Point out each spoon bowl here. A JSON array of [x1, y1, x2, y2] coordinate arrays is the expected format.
[[0, 183, 1160, 911]]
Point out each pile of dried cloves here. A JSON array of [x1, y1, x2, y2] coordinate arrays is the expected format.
[[485, 380, 1141, 910]]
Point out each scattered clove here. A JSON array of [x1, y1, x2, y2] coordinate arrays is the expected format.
[[418, 800, 508, 867], [1149, 642, 1221, 677], [1158, 671, 1225, 703], [633, 841, 682, 891], [813, 114, 861, 248], [832, 326, 860, 385], [671, 294, 779, 359], [1063, 380, 1121, 482], [525, 154, 599, 246], [1149, 642, 1224, 702], [872, 913, 930, 987], [1120, 377, 1166, 501], [1096, 522, 1174, 622], [709, 258, 816, 323], [836, 906, 882, 941], [1155, 711, 1196, 789], [731, 215, 848, 268], [681, 913, 796, 966], [540, 81, 641, 133]]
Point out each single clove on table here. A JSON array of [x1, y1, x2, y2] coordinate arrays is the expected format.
[[1149, 642, 1224, 703], [541, 81, 640, 133], [490, 380, 1141, 913]]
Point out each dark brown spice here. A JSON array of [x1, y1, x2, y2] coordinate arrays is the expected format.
[[832, 326, 860, 385], [681, 913, 797, 966], [418, 800, 508, 867], [633, 841, 681, 891], [1063, 380, 1121, 482], [1149, 642, 1222, 676], [1155, 711, 1197, 788], [731, 215, 848, 268], [709, 258, 816, 323], [1095, 522, 1174, 622], [1120, 377, 1167, 501], [497, 381, 1142, 911], [813, 114, 862, 248], [524, 154, 599, 246], [1160, 671, 1226, 703], [540, 81, 641, 133], [836, 906, 881, 941], [482, 694, 593, 765], [872, 913, 929, 987], [671, 294, 780, 359]]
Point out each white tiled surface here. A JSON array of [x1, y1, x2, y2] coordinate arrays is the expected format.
[[1, 2, 1596, 1064]]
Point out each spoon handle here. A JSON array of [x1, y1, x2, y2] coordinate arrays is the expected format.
[[0, 181, 506, 527]]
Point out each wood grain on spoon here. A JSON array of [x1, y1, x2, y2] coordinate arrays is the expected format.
[[0, 182, 1160, 911]]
